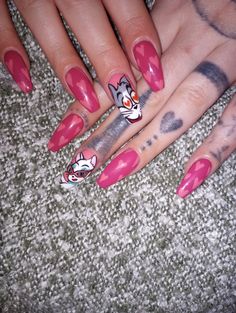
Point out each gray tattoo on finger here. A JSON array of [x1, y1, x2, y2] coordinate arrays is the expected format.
[[87, 89, 152, 157], [210, 145, 230, 162], [192, 0, 236, 39], [195, 61, 229, 93], [160, 111, 183, 133]]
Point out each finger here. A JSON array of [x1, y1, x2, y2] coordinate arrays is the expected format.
[[176, 86, 236, 198], [48, 16, 218, 153], [14, 0, 100, 113], [96, 43, 236, 189], [0, 0, 33, 93], [55, 0, 142, 124], [103, 0, 164, 92]]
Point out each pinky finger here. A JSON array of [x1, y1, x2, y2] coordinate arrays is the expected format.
[[177, 87, 236, 198], [0, 1, 33, 93]]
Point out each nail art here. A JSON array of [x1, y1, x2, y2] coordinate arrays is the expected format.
[[176, 158, 212, 198], [108, 74, 142, 124], [4, 50, 33, 93], [61, 149, 97, 189], [97, 148, 140, 189], [65, 67, 100, 112], [133, 41, 164, 92], [48, 114, 84, 152]]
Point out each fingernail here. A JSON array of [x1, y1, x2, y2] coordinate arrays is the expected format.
[[3, 50, 33, 93], [108, 74, 142, 124], [176, 158, 212, 198], [48, 114, 84, 152], [133, 40, 164, 92], [97, 148, 140, 189], [61, 149, 97, 189], [65, 67, 100, 113]]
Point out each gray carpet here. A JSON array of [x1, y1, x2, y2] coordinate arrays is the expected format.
[[0, 1, 236, 313]]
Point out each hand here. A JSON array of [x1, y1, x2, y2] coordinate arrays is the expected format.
[[59, 0, 236, 198], [0, 0, 163, 121]]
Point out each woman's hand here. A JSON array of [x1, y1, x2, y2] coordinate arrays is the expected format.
[[59, 0, 236, 198], [0, 0, 163, 121]]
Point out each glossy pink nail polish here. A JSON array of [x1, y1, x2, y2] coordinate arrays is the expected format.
[[176, 158, 212, 198], [4, 50, 33, 93], [65, 67, 100, 112], [48, 114, 84, 152], [133, 41, 164, 92], [108, 74, 142, 124], [97, 148, 140, 189]]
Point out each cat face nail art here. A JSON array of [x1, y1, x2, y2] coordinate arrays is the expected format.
[[61, 150, 97, 189], [108, 75, 142, 124]]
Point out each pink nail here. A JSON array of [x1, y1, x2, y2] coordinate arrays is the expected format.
[[4, 50, 33, 93], [65, 67, 100, 112], [108, 74, 142, 124], [133, 41, 164, 92], [48, 114, 84, 152], [61, 149, 98, 189], [97, 148, 140, 189], [176, 158, 212, 198]]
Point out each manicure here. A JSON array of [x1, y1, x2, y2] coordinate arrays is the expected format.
[[48, 113, 84, 152], [176, 158, 212, 198], [108, 74, 142, 124], [133, 40, 164, 92], [61, 149, 97, 189], [4, 50, 33, 93], [97, 148, 140, 189], [65, 67, 100, 113]]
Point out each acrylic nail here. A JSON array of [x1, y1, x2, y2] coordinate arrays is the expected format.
[[176, 158, 212, 198], [97, 148, 140, 189], [48, 114, 84, 152], [3, 50, 33, 93], [108, 74, 142, 124], [133, 40, 164, 92], [65, 67, 100, 113], [61, 148, 98, 189]]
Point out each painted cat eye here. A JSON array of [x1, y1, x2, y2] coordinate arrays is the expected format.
[[131, 91, 139, 103], [122, 97, 132, 109]]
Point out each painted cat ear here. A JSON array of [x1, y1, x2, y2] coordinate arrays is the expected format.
[[120, 75, 129, 85], [76, 152, 84, 161], [91, 155, 97, 167], [108, 83, 117, 97]]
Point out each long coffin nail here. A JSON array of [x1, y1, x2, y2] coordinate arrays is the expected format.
[[176, 158, 212, 198], [97, 148, 140, 189], [61, 148, 98, 189], [133, 40, 164, 92], [65, 67, 100, 113], [108, 74, 142, 124], [4, 50, 33, 93], [48, 114, 84, 152]]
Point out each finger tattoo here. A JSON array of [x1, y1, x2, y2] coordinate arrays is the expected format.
[[160, 111, 183, 133], [87, 89, 152, 156], [195, 61, 229, 93], [192, 0, 236, 39]]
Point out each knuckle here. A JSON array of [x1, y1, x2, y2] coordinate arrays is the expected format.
[[179, 83, 207, 109]]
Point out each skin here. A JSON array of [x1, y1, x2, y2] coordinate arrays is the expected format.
[[0, 0, 161, 101], [60, 0, 236, 192]]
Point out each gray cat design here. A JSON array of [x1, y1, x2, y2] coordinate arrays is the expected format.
[[108, 76, 142, 123]]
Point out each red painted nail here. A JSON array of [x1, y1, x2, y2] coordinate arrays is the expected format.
[[48, 114, 84, 152], [108, 74, 142, 124], [97, 148, 140, 188], [65, 67, 100, 113], [133, 41, 164, 92], [4, 50, 33, 93], [176, 158, 212, 198]]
